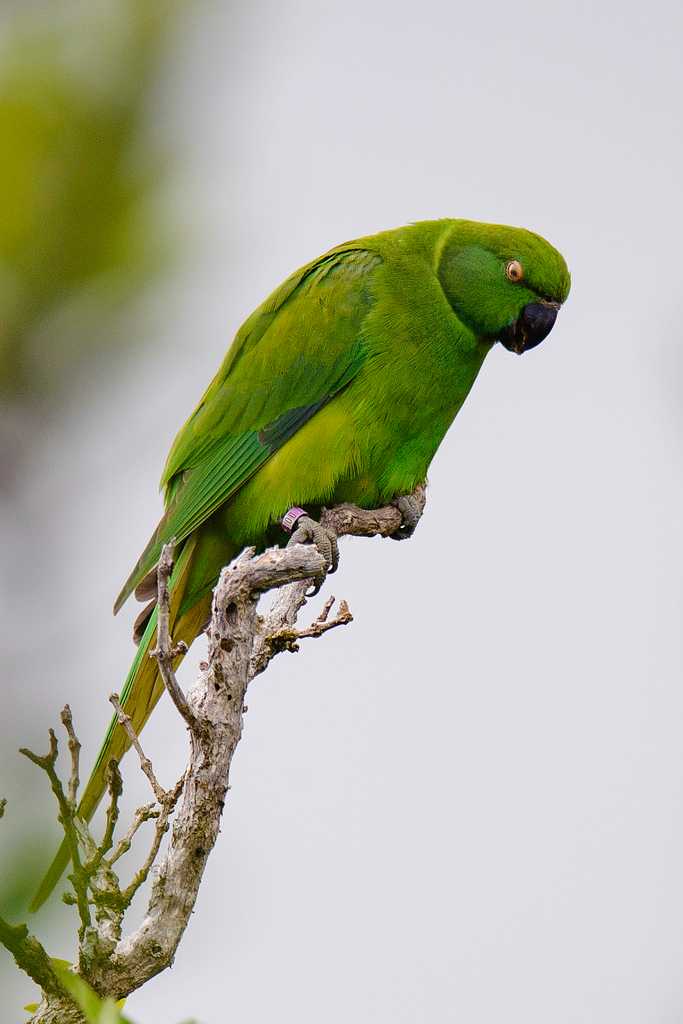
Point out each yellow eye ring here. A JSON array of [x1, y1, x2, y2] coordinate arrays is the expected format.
[[506, 259, 524, 283]]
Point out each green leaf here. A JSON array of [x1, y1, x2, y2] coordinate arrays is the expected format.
[[51, 962, 133, 1023], [50, 956, 74, 971], [51, 964, 101, 1021], [24, 955, 130, 1021], [0, 1, 179, 404], [99, 1000, 130, 1024]]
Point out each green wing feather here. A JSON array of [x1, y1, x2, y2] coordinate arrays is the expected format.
[[114, 246, 380, 612]]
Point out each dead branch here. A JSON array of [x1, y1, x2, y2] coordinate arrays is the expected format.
[[0, 485, 426, 1021], [60, 706, 81, 809], [20, 731, 92, 937]]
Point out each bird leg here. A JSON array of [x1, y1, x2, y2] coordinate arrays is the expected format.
[[389, 492, 424, 541], [280, 507, 339, 581], [288, 517, 338, 573]]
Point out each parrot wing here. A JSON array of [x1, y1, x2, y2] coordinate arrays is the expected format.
[[114, 246, 381, 612]]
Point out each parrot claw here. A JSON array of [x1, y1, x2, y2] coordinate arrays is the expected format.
[[390, 493, 423, 541], [287, 514, 339, 587]]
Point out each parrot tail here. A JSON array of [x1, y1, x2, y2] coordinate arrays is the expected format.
[[30, 536, 211, 912]]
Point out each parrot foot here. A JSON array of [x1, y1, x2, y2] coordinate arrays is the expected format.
[[390, 492, 424, 541], [286, 514, 339, 589]]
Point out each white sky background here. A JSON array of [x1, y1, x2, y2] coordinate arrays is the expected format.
[[2, 0, 683, 1020]]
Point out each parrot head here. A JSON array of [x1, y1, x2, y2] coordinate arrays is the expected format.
[[437, 220, 570, 353]]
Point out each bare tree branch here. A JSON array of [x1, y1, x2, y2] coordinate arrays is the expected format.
[[60, 705, 81, 810], [251, 593, 353, 677], [108, 693, 174, 807], [89, 541, 330, 997], [20, 731, 92, 935], [0, 485, 427, 1021], [98, 760, 124, 863], [321, 482, 426, 537], [108, 803, 159, 867]]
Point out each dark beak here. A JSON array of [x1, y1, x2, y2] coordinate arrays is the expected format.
[[499, 301, 560, 354]]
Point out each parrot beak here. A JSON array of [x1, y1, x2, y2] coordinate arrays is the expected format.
[[499, 301, 560, 354]]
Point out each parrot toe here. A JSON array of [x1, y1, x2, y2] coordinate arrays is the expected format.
[[287, 514, 340, 579], [390, 493, 423, 541]]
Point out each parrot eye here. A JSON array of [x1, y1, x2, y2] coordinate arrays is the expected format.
[[505, 259, 524, 283]]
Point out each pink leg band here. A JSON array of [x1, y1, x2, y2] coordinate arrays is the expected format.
[[281, 507, 307, 532]]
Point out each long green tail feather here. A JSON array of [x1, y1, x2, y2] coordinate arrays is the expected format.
[[30, 539, 204, 912]]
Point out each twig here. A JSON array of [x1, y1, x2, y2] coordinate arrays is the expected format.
[[289, 597, 353, 639], [60, 705, 81, 809], [104, 694, 184, 908], [149, 542, 194, 728], [251, 595, 353, 676], [108, 694, 169, 806], [20, 728, 91, 934], [93, 760, 123, 865], [119, 789, 178, 906], [107, 804, 159, 867]]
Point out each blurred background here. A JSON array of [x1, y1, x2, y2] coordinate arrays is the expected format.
[[1, 0, 682, 1021]]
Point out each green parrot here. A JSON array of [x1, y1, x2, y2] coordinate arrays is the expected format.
[[32, 218, 570, 909]]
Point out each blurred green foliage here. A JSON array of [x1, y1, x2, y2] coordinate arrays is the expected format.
[[0, 0, 178, 403], [33, 962, 132, 1022], [0, 825, 60, 924], [24, 962, 198, 1022], [0, 5, 199, 1017]]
